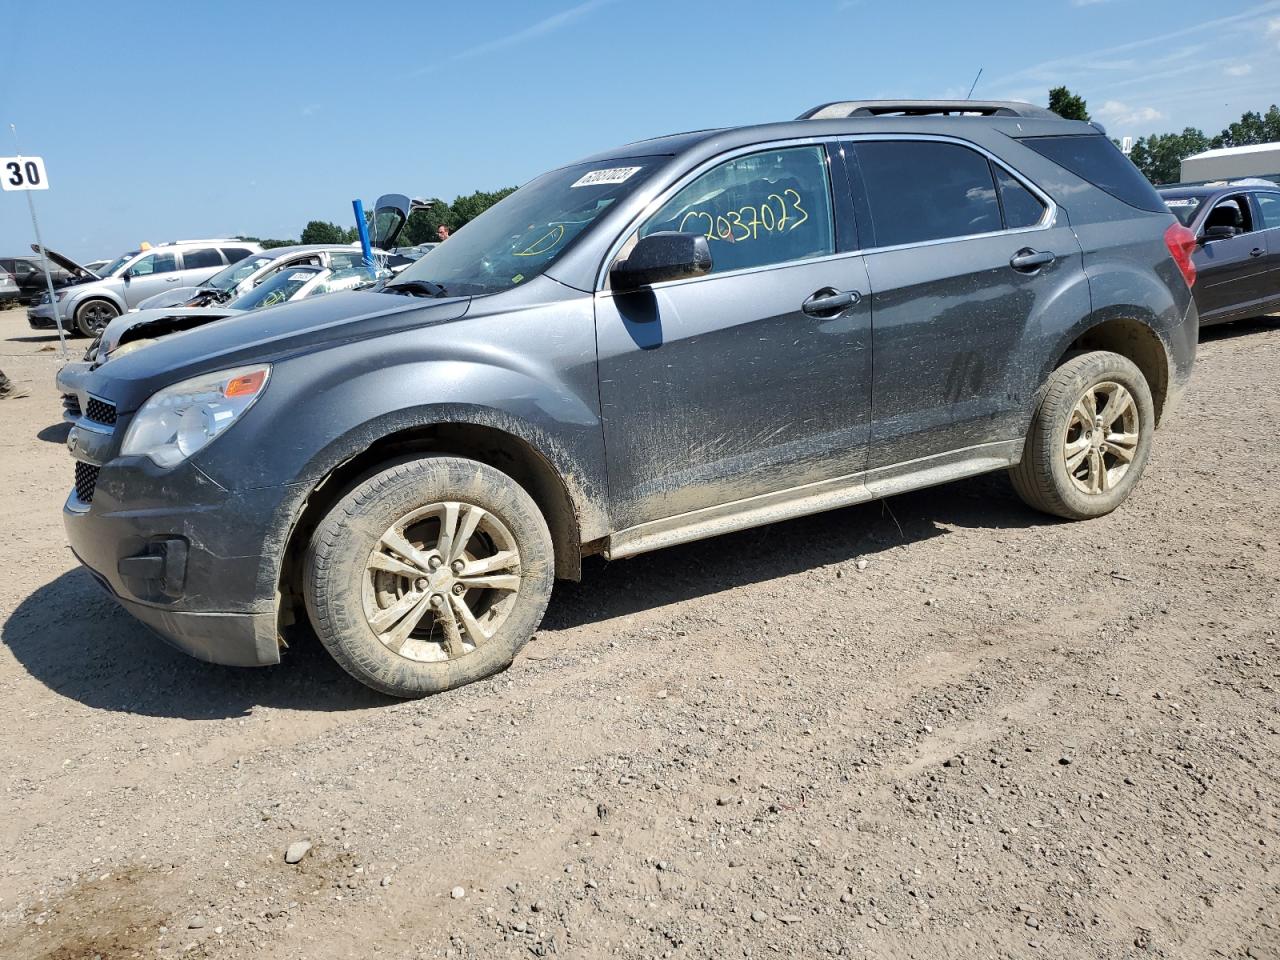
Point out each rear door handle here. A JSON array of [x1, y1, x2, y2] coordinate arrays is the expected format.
[[802, 287, 861, 317], [1010, 248, 1056, 272], [1250, 247, 1265, 258], [165, 276, 181, 282]]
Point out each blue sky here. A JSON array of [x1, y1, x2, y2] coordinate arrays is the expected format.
[[2, 0, 1279, 261]]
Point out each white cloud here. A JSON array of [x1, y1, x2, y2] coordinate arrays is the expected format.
[[1095, 100, 1165, 126], [1267, 15, 1280, 34], [1224, 63, 1254, 76], [447, 0, 616, 62]]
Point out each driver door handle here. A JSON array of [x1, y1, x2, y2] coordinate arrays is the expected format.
[[802, 287, 861, 317], [1010, 248, 1056, 272], [1250, 247, 1265, 258]]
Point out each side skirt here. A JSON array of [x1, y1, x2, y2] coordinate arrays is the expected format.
[[603, 440, 1022, 560]]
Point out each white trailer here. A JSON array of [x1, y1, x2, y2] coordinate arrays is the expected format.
[[1180, 142, 1280, 183]]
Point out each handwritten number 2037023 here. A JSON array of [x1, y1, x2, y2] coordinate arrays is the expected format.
[[676, 190, 809, 243]]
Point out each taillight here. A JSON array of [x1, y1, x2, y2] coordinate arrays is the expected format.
[[1164, 222, 1197, 289]]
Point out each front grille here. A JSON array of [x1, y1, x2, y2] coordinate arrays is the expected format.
[[74, 461, 100, 504], [84, 397, 117, 426], [62, 393, 82, 418]]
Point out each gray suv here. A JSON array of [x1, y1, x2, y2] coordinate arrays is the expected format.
[[28, 241, 262, 336], [62, 101, 1199, 698]]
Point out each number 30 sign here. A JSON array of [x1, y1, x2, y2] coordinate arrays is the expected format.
[[1, 156, 49, 191]]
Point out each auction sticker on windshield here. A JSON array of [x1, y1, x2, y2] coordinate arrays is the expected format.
[[571, 167, 642, 188]]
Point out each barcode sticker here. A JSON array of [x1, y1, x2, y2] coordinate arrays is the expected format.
[[571, 166, 642, 188]]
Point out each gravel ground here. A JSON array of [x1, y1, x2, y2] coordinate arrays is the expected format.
[[0, 304, 1277, 960]]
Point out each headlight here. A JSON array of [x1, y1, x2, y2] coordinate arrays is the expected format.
[[121, 364, 271, 468], [54, 290, 68, 301]]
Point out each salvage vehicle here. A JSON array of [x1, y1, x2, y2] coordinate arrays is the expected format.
[[133, 195, 424, 311], [57, 265, 380, 420], [0, 268, 18, 305], [0, 255, 77, 305], [62, 100, 1198, 697], [1157, 180, 1280, 326], [27, 241, 262, 337]]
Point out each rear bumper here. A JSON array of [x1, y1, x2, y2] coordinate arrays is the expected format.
[[1162, 294, 1199, 421]]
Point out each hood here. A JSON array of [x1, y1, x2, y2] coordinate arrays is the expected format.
[[31, 244, 100, 280], [92, 288, 472, 413], [99, 306, 243, 360], [136, 286, 203, 311]]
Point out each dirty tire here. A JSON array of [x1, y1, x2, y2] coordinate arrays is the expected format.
[[1010, 350, 1155, 520], [303, 456, 554, 698], [74, 299, 119, 338]]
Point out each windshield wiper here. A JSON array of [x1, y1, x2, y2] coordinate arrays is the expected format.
[[385, 279, 448, 299]]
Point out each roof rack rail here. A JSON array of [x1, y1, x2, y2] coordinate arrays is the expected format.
[[797, 100, 1059, 120]]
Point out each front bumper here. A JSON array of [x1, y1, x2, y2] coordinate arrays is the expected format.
[[27, 301, 67, 330], [62, 458, 299, 667]]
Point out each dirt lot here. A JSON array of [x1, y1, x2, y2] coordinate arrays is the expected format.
[[0, 304, 1277, 960]]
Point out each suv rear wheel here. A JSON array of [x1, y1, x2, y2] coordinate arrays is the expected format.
[[1010, 350, 1155, 520], [74, 299, 119, 338], [303, 456, 554, 698]]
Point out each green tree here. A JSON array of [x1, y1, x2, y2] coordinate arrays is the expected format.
[[1126, 127, 1210, 185], [1048, 86, 1090, 122], [1211, 104, 1280, 148], [300, 220, 351, 245]]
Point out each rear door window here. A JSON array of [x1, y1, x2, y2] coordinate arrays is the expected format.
[[852, 140, 1003, 247], [639, 145, 836, 275], [1020, 134, 1166, 213], [181, 248, 223, 270]]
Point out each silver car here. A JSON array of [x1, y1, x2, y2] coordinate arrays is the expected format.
[[27, 239, 262, 337]]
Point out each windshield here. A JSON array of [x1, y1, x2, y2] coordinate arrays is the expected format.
[[390, 158, 663, 296], [228, 267, 321, 311], [205, 253, 273, 291], [1162, 195, 1202, 226], [101, 252, 139, 277]]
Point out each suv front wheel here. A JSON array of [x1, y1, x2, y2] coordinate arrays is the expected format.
[[303, 456, 554, 698], [74, 299, 119, 338], [1010, 350, 1155, 520]]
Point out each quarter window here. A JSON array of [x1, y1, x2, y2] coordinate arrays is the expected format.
[[1256, 193, 1280, 230], [996, 169, 1047, 229], [220, 247, 253, 263], [854, 141, 1003, 247], [129, 252, 178, 276], [182, 248, 222, 270], [638, 146, 835, 275]]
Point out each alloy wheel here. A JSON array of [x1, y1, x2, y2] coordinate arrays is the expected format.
[[362, 501, 523, 662], [1063, 380, 1140, 495]]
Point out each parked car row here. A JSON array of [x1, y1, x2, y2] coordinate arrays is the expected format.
[[58, 99, 1202, 699], [25, 193, 424, 338]]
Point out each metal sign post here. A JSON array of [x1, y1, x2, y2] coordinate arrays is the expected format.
[[3, 126, 67, 358]]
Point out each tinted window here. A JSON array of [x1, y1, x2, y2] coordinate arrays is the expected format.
[[1020, 135, 1165, 213], [996, 169, 1046, 229], [1256, 193, 1280, 230], [639, 146, 835, 275], [220, 247, 252, 263], [182, 248, 222, 270], [1162, 195, 1203, 226], [130, 252, 178, 276], [854, 141, 1001, 247]]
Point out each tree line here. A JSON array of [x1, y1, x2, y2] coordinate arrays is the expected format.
[[243, 187, 518, 250], [1048, 86, 1280, 185]]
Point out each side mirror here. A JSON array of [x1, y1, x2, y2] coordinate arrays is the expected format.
[[1200, 225, 1238, 243], [611, 232, 712, 293]]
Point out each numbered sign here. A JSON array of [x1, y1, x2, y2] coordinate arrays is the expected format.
[[1, 156, 49, 191]]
